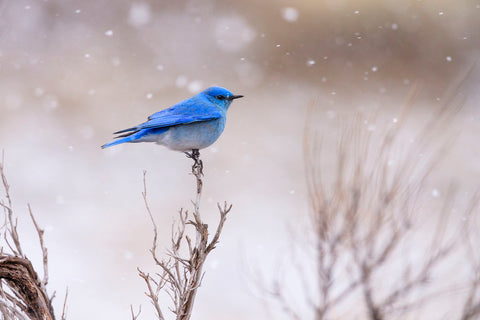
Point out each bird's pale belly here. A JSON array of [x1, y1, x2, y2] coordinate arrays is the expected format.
[[157, 119, 225, 151]]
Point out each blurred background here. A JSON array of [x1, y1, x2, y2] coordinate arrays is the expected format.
[[0, 0, 479, 319]]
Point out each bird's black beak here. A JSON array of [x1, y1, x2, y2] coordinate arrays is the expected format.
[[229, 95, 244, 101]]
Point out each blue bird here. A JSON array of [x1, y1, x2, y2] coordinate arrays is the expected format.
[[101, 87, 243, 152]]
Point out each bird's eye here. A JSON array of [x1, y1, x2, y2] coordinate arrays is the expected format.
[[216, 95, 225, 100]]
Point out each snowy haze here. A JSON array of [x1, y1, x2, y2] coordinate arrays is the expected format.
[[0, 0, 480, 319]]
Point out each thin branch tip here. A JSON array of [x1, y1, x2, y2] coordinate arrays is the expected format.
[[138, 150, 232, 320]]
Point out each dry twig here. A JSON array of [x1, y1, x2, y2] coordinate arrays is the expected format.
[[0, 154, 57, 320], [257, 93, 470, 319], [60, 288, 68, 320], [130, 304, 142, 320], [138, 149, 231, 320], [460, 195, 480, 320]]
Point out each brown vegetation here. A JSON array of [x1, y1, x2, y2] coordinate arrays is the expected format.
[[254, 92, 480, 319], [135, 150, 232, 320], [0, 154, 66, 320]]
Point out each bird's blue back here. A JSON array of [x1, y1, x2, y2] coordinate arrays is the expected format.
[[101, 86, 242, 150], [145, 94, 224, 127]]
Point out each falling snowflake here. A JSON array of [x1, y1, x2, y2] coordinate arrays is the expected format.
[[281, 7, 299, 22], [44, 95, 59, 110], [56, 196, 65, 205], [34, 88, 44, 97], [112, 57, 121, 66], [188, 81, 203, 93], [80, 126, 95, 139], [128, 2, 151, 27], [215, 15, 256, 52], [124, 251, 134, 260], [175, 75, 188, 88]]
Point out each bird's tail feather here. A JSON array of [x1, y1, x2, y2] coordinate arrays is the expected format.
[[101, 130, 142, 149], [113, 126, 138, 134], [114, 131, 139, 138], [101, 127, 168, 149]]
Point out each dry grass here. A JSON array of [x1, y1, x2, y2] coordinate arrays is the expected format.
[[254, 86, 480, 319], [0, 153, 63, 320]]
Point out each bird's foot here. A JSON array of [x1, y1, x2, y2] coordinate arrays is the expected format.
[[185, 149, 203, 176]]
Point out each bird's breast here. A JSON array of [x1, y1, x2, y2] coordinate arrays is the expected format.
[[157, 118, 226, 151]]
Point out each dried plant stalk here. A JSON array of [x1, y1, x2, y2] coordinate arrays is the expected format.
[[255, 92, 476, 319], [0, 154, 57, 320], [137, 149, 231, 320], [460, 195, 480, 320]]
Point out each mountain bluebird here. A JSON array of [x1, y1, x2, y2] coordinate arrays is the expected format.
[[101, 87, 243, 152]]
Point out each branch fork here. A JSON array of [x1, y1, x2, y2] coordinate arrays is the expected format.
[[137, 149, 232, 320]]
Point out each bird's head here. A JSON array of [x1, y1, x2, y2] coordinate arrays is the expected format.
[[201, 86, 243, 110]]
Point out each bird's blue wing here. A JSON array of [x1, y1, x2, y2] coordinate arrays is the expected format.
[[136, 112, 221, 130], [147, 96, 203, 120], [114, 97, 222, 134]]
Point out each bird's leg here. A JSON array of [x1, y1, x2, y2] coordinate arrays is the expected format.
[[195, 150, 203, 176], [185, 149, 203, 176]]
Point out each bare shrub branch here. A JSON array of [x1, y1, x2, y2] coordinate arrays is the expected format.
[[0, 154, 57, 320], [130, 304, 141, 320], [60, 288, 68, 320], [256, 89, 475, 319], [460, 194, 480, 320], [138, 150, 231, 320]]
